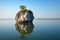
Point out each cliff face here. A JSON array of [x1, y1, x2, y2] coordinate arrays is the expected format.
[[15, 10, 34, 22]]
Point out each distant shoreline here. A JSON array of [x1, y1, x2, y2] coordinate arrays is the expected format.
[[35, 18, 60, 20]]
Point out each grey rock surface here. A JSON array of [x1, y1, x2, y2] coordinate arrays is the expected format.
[[15, 10, 34, 22]]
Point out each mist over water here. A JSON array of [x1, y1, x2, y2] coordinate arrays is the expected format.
[[0, 19, 60, 40]]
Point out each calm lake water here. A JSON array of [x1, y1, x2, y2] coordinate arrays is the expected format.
[[0, 19, 60, 40]]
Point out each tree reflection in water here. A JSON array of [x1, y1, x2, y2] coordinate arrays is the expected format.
[[15, 22, 34, 40]]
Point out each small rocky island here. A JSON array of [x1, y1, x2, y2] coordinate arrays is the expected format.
[[15, 5, 34, 23]]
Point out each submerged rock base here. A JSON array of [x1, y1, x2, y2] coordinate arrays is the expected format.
[[16, 20, 33, 23]]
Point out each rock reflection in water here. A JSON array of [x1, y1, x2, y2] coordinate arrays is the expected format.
[[15, 22, 34, 40]]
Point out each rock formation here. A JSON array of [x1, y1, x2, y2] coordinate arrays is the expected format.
[[15, 5, 34, 23]]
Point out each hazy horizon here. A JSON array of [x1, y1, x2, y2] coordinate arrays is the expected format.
[[0, 18, 60, 20]]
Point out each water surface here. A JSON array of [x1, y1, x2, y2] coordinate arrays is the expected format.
[[0, 19, 60, 40]]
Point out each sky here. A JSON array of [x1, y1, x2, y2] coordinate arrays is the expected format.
[[0, 0, 60, 19]]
